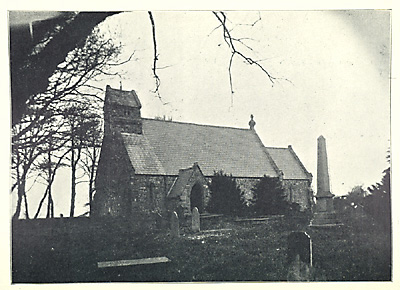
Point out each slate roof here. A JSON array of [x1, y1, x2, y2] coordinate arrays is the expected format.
[[121, 118, 279, 178], [265, 147, 311, 180], [105, 85, 141, 108], [121, 133, 165, 175]]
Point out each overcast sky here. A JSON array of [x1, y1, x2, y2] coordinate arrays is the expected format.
[[9, 10, 392, 217], [100, 10, 391, 194]]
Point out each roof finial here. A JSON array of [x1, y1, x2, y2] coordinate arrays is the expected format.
[[249, 114, 256, 130]]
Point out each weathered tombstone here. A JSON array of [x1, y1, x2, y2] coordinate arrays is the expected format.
[[191, 207, 200, 232], [170, 211, 180, 237], [287, 232, 312, 266], [287, 232, 312, 281]]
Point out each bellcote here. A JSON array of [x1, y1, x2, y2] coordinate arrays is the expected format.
[[104, 85, 143, 135]]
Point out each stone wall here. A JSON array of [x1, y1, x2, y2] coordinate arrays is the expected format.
[[130, 175, 174, 216], [130, 171, 211, 217], [282, 179, 312, 210], [175, 167, 210, 215], [93, 132, 134, 217]]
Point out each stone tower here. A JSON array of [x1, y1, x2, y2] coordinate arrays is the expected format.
[[104, 84, 143, 136], [92, 85, 142, 217]]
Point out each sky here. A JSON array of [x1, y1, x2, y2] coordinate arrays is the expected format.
[[100, 10, 391, 194], [9, 10, 392, 218]]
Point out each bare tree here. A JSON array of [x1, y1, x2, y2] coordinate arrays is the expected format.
[[12, 26, 128, 144], [10, 12, 120, 124], [79, 117, 103, 216], [33, 144, 70, 219], [11, 109, 61, 219], [62, 105, 102, 217]]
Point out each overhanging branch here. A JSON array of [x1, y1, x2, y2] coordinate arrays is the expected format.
[[212, 11, 278, 101], [148, 11, 161, 99]]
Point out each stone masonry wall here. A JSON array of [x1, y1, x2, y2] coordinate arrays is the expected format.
[[93, 133, 134, 217], [130, 175, 174, 217], [282, 179, 312, 210], [177, 168, 209, 215]]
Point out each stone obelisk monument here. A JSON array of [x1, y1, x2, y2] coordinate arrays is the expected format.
[[310, 136, 341, 227]]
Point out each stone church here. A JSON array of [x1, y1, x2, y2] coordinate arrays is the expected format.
[[92, 85, 313, 218]]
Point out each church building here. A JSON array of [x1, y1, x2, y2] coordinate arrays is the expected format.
[[92, 85, 313, 218]]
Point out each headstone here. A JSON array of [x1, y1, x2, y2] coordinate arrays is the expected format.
[[170, 211, 179, 237], [287, 232, 313, 281], [287, 232, 312, 266], [287, 254, 312, 281], [191, 207, 200, 232]]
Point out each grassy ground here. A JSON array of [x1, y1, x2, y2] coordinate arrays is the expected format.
[[12, 211, 391, 283]]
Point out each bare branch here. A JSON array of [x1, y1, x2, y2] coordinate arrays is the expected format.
[[108, 51, 136, 66], [148, 11, 161, 99], [213, 11, 278, 101]]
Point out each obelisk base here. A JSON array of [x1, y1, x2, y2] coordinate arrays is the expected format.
[[309, 212, 342, 227], [309, 195, 342, 227]]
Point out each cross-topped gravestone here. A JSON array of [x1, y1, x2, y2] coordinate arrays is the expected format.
[[191, 207, 200, 232], [170, 211, 180, 237]]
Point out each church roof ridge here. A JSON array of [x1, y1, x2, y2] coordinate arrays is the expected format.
[[264, 146, 288, 150], [142, 117, 251, 132]]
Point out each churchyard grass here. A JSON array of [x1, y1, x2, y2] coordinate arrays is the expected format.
[[12, 212, 391, 283]]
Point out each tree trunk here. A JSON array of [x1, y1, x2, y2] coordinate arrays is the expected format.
[[34, 187, 49, 219], [13, 189, 23, 220], [13, 152, 22, 220], [70, 146, 76, 217], [46, 150, 54, 218], [23, 185, 29, 219], [13, 166, 27, 220], [88, 145, 97, 216]]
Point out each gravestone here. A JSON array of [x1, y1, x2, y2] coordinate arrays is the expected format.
[[287, 232, 313, 281], [191, 207, 200, 232], [287, 232, 312, 266], [170, 211, 179, 237]]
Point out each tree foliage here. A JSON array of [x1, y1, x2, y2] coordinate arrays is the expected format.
[[339, 151, 391, 231], [207, 170, 245, 216], [365, 161, 391, 230], [251, 176, 293, 215]]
